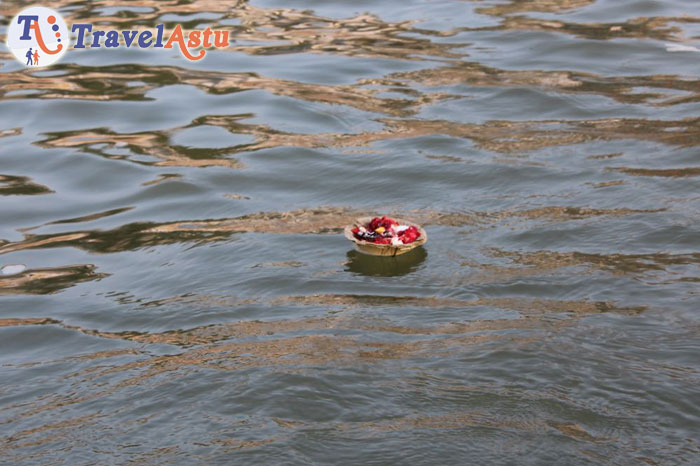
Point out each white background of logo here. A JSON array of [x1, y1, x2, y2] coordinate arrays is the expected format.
[[7, 6, 70, 67]]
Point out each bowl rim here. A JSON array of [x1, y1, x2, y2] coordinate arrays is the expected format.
[[343, 216, 428, 250]]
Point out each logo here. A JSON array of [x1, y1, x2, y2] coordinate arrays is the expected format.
[[7, 6, 69, 67], [71, 24, 229, 61], [6, 5, 231, 67]]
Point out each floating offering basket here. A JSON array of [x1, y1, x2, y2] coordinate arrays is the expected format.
[[344, 216, 428, 257]]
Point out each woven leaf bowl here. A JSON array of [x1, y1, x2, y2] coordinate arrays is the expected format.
[[344, 217, 427, 256]]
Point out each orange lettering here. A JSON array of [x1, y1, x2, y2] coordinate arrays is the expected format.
[[214, 30, 229, 48], [164, 25, 205, 61], [202, 27, 213, 48], [187, 30, 201, 48]]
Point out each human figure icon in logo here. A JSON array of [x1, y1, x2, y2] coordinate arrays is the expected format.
[[33, 49, 39, 65], [25, 48, 33, 65]]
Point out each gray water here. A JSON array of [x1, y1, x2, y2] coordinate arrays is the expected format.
[[1, 0, 699, 464]]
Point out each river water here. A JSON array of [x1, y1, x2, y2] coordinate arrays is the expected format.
[[1, 0, 699, 464]]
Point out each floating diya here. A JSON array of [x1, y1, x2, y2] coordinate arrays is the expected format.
[[344, 216, 427, 256]]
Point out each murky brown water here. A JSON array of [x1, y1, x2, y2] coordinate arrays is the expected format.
[[1, 0, 699, 464]]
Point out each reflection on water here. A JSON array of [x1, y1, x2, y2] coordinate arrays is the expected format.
[[345, 247, 427, 277], [33, 115, 700, 171], [0, 264, 107, 295], [0, 174, 53, 196], [1, 0, 699, 463]]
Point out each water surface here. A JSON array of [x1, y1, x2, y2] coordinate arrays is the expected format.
[[1, 0, 699, 464]]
